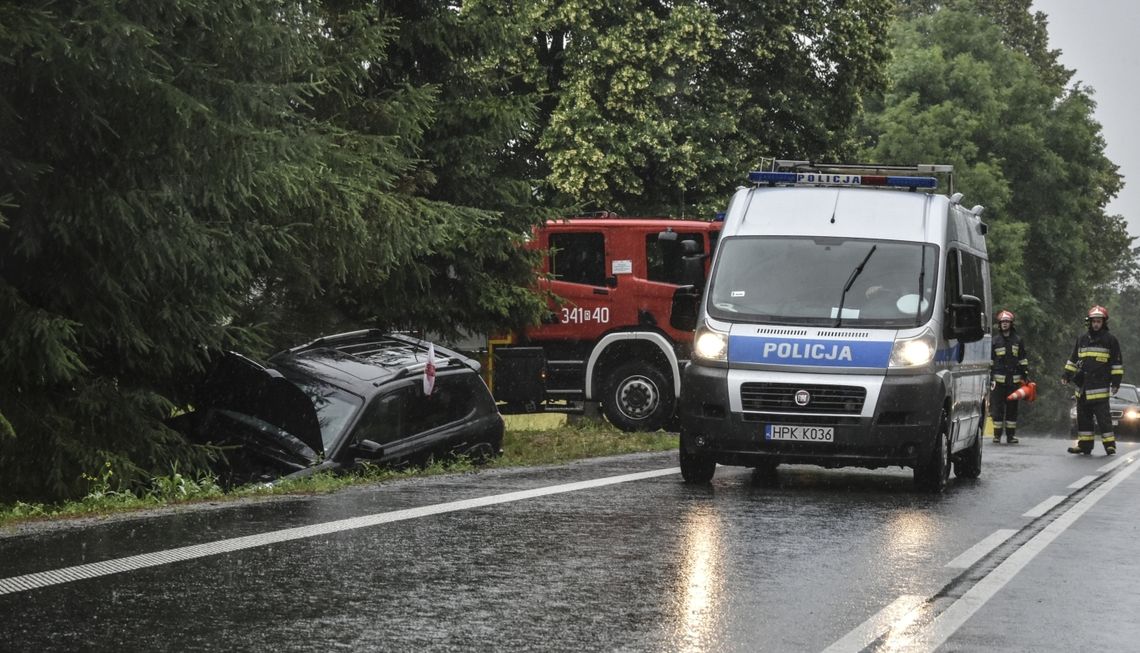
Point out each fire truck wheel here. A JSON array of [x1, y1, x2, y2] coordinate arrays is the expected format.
[[601, 361, 675, 432]]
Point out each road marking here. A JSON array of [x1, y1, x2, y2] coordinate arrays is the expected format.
[[820, 595, 925, 653], [910, 458, 1139, 651], [1022, 495, 1066, 518], [0, 467, 680, 596], [1097, 453, 1135, 473], [944, 529, 1017, 569], [1068, 475, 1098, 489]]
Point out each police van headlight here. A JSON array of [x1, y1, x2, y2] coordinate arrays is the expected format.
[[694, 324, 728, 362], [889, 329, 936, 368]]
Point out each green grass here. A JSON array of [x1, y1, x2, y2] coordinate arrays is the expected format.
[[0, 417, 677, 529]]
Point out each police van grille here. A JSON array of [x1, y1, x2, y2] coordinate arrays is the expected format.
[[815, 330, 870, 339], [742, 413, 862, 426], [740, 382, 866, 414], [751, 327, 809, 336]]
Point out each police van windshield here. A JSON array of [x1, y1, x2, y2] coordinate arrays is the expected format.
[[708, 236, 938, 327]]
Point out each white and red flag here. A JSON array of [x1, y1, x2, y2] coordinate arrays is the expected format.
[[423, 342, 436, 396]]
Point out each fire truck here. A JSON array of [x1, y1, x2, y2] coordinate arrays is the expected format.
[[488, 214, 722, 432]]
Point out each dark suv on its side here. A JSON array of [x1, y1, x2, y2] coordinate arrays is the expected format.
[[174, 330, 504, 485]]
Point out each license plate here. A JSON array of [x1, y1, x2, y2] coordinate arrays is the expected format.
[[764, 424, 834, 442]]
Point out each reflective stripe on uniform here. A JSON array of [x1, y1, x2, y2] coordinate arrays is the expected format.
[[1086, 387, 1112, 400], [1078, 347, 1111, 362]]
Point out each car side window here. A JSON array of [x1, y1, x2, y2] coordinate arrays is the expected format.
[[944, 248, 961, 302], [961, 252, 990, 334], [550, 232, 606, 286], [355, 373, 482, 446], [354, 392, 406, 445], [405, 373, 479, 434]]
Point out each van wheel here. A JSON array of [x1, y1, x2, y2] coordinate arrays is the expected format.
[[914, 410, 951, 493], [954, 420, 983, 479], [601, 361, 674, 432], [680, 448, 716, 484]]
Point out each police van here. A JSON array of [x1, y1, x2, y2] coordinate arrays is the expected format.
[[678, 161, 991, 491]]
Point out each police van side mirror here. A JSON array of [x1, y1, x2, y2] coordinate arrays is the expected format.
[[948, 294, 985, 343]]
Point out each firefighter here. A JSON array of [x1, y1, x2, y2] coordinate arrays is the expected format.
[[1062, 305, 1124, 455], [990, 310, 1029, 444]]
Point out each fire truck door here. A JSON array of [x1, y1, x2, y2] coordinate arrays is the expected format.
[[542, 231, 618, 342]]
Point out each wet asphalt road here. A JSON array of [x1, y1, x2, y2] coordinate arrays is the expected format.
[[2, 434, 1139, 652]]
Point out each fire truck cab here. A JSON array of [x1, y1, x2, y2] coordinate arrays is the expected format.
[[490, 215, 721, 431]]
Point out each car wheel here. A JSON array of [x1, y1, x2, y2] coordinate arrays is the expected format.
[[601, 361, 675, 432], [954, 419, 983, 479], [465, 441, 498, 464], [680, 448, 716, 484], [914, 409, 951, 493]]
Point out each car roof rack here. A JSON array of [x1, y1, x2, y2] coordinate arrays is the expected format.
[[283, 330, 474, 379]]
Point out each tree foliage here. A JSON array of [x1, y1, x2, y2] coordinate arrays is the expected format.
[[860, 0, 1131, 427], [0, 0, 898, 501], [10, 0, 1129, 499], [477, 0, 894, 218], [0, 0, 544, 500]]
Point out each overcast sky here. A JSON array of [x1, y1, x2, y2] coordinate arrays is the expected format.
[[1031, 0, 1140, 240]]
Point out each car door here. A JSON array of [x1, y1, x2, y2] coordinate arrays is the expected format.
[[347, 373, 481, 466], [943, 247, 990, 447]]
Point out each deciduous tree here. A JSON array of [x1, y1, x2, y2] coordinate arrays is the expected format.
[[861, 1, 1130, 427]]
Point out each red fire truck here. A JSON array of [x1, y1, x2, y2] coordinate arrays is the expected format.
[[488, 214, 722, 431]]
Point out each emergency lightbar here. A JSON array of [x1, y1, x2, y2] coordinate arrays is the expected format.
[[748, 171, 938, 189]]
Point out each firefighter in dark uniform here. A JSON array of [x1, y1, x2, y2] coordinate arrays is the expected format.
[[990, 310, 1029, 444], [1062, 305, 1124, 455]]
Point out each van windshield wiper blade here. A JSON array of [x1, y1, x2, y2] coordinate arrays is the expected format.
[[835, 245, 877, 327]]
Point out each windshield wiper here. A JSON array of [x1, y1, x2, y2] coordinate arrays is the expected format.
[[834, 245, 877, 327]]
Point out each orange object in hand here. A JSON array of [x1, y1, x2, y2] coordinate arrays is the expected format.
[[1006, 381, 1037, 402]]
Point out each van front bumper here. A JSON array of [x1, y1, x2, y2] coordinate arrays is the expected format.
[[679, 363, 945, 469]]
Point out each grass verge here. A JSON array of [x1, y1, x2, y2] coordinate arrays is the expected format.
[[0, 415, 677, 530]]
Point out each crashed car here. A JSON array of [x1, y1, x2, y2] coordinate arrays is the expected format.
[[1069, 382, 1140, 440], [173, 330, 504, 485]]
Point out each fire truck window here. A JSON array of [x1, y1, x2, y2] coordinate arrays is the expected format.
[[550, 232, 606, 286], [646, 233, 703, 284]]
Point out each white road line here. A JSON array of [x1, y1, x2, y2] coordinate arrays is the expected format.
[[820, 595, 926, 653], [911, 459, 1139, 652], [1022, 495, 1067, 518], [0, 467, 680, 596], [1097, 453, 1135, 473], [1068, 475, 1098, 489], [944, 529, 1017, 569]]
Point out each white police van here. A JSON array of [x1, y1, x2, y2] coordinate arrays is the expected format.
[[678, 161, 991, 491]]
